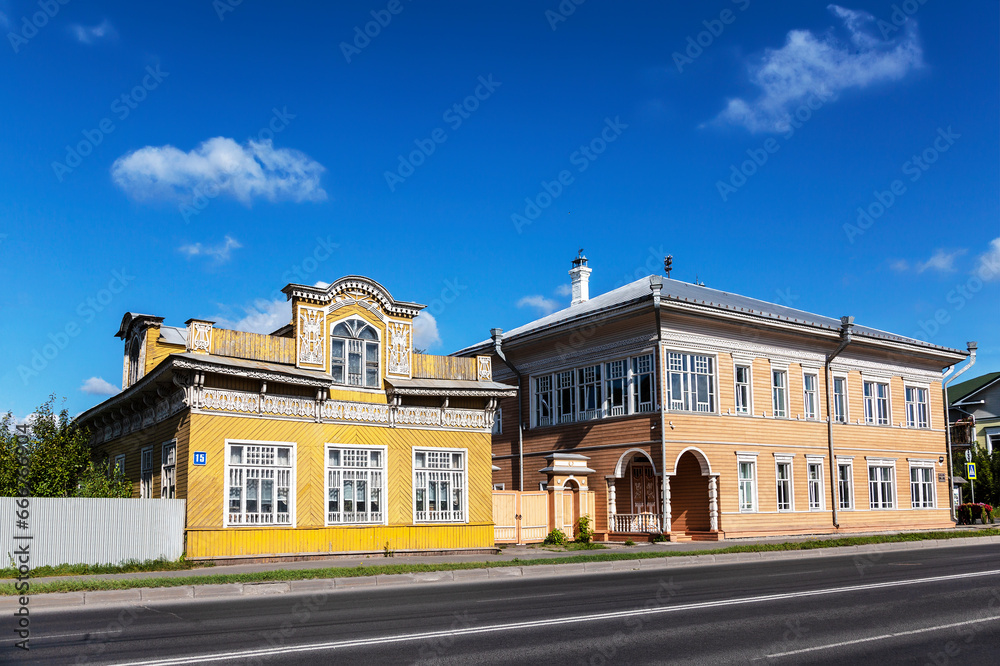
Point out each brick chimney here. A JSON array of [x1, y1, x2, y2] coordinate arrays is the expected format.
[[569, 250, 591, 306]]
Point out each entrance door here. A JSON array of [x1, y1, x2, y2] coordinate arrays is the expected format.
[[630, 462, 658, 514]]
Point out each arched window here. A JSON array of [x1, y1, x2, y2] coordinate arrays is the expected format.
[[127, 337, 141, 387], [330, 319, 380, 388]]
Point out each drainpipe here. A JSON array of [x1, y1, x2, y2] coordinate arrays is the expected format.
[[824, 315, 854, 530], [943, 341, 977, 522], [492, 328, 524, 492], [649, 276, 668, 534]]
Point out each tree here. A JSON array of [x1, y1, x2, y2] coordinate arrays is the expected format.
[[953, 445, 1000, 507]]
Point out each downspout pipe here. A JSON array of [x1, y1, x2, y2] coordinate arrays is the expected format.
[[943, 341, 977, 521], [649, 276, 668, 534], [825, 315, 854, 530], [491, 328, 525, 492]]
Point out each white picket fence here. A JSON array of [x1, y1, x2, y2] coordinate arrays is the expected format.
[[0, 498, 186, 567]]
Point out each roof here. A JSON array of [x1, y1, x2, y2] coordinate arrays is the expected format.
[[949, 372, 1000, 404], [454, 275, 967, 357], [170, 352, 332, 385], [385, 377, 517, 396], [159, 325, 187, 346]]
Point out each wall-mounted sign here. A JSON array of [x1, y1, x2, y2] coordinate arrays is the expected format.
[[193, 451, 207, 466]]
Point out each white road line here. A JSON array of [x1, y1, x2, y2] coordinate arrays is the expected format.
[[475, 592, 565, 603], [766, 615, 1000, 659], [113, 568, 1000, 666]]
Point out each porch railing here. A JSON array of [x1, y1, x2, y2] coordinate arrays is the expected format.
[[611, 513, 661, 533]]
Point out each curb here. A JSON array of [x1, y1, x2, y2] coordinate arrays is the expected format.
[[7, 536, 998, 611]]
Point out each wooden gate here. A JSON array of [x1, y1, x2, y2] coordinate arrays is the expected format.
[[561, 491, 575, 536], [493, 490, 595, 544]]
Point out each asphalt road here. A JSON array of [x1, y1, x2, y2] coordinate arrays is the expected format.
[[12, 542, 1000, 665]]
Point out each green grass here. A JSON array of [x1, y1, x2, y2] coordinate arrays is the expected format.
[[2, 528, 996, 596], [539, 542, 608, 552], [0, 557, 210, 579]]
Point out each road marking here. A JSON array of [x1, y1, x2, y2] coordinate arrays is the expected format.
[[113, 568, 1000, 666], [766, 615, 1000, 659], [475, 592, 565, 603]]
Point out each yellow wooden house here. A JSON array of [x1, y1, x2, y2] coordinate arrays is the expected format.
[[78, 276, 515, 561]]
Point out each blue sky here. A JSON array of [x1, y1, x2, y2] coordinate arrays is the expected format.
[[1, 0, 997, 420]]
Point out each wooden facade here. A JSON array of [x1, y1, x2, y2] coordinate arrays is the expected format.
[[79, 276, 515, 560]]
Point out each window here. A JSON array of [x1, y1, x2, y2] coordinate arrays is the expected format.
[[868, 462, 895, 509], [771, 369, 788, 418], [803, 373, 818, 420], [833, 376, 848, 423], [910, 464, 934, 508], [631, 354, 655, 413], [667, 352, 715, 412], [605, 360, 627, 417], [577, 365, 602, 421], [127, 337, 141, 387], [227, 443, 294, 525], [330, 318, 380, 388], [491, 407, 502, 435], [556, 370, 575, 424], [493, 483, 505, 491], [863, 380, 890, 425], [534, 375, 553, 426], [161, 441, 176, 499], [734, 364, 752, 415], [838, 461, 853, 510], [905, 387, 929, 428], [140, 447, 153, 499], [738, 455, 757, 512], [414, 449, 466, 522], [775, 460, 792, 511], [326, 445, 385, 524], [808, 461, 823, 510]]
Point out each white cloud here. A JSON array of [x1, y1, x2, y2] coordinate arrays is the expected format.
[[215, 298, 291, 334], [179, 235, 242, 263], [916, 248, 966, 274], [111, 137, 327, 204], [80, 376, 120, 396], [975, 237, 1000, 282], [313, 281, 331, 288], [712, 5, 923, 133], [889, 259, 909, 272], [70, 19, 117, 44], [413, 312, 441, 351], [517, 295, 560, 316], [555, 283, 573, 297]]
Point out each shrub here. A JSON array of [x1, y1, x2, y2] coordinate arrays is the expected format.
[[651, 533, 667, 543], [623, 539, 636, 547], [543, 529, 567, 546], [957, 503, 994, 525], [576, 515, 593, 544]]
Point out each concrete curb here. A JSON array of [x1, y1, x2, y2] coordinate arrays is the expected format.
[[7, 536, 998, 611]]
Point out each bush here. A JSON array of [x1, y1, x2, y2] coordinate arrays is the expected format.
[[623, 539, 636, 547], [651, 533, 667, 543], [543, 529, 567, 546], [957, 503, 994, 525], [575, 515, 593, 544]]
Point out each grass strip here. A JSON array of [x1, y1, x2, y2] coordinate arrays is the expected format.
[[3, 528, 996, 596], [0, 557, 208, 579]]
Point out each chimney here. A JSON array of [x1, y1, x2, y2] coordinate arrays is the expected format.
[[569, 250, 592, 306]]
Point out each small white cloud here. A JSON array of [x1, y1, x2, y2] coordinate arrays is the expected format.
[[975, 237, 1000, 282], [555, 283, 573, 297], [712, 5, 923, 133], [215, 298, 291, 334], [889, 259, 910, 272], [313, 280, 331, 288], [81, 376, 120, 396], [517, 295, 560, 316], [916, 248, 966, 274], [70, 19, 117, 44], [111, 137, 327, 205], [179, 235, 242, 263], [413, 312, 442, 351]]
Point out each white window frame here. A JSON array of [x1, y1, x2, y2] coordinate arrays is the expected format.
[[666, 351, 717, 413], [837, 457, 854, 510], [224, 440, 296, 527], [113, 454, 126, 475], [533, 374, 554, 427], [904, 385, 930, 429], [987, 428, 1000, 456], [737, 452, 759, 513], [774, 455, 794, 512], [329, 316, 381, 389], [867, 458, 897, 510], [771, 366, 788, 418], [802, 370, 819, 420], [863, 378, 891, 426], [493, 483, 505, 491], [630, 353, 656, 414], [161, 440, 176, 499], [556, 370, 576, 424], [413, 447, 468, 524], [577, 364, 603, 421], [605, 359, 628, 417], [325, 444, 387, 526], [140, 446, 153, 499], [832, 373, 849, 424], [806, 456, 824, 511], [908, 459, 936, 509], [734, 362, 753, 416]]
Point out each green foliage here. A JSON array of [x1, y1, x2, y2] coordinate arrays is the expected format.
[[383, 541, 395, 557], [0, 556, 205, 579], [543, 528, 568, 546], [954, 447, 1000, 508], [623, 539, 636, 547], [75, 459, 131, 498], [650, 533, 667, 543], [575, 515, 593, 544]]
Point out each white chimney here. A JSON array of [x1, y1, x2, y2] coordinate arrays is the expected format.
[[569, 250, 591, 306]]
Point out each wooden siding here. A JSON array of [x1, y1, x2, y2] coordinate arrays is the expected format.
[[412, 353, 478, 380], [670, 452, 710, 532], [211, 328, 295, 364], [90, 413, 190, 499]]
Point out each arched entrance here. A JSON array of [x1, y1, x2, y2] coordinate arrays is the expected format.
[[608, 449, 660, 533], [560, 478, 580, 537], [668, 448, 720, 537]]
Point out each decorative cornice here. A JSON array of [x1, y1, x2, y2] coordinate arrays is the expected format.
[[172, 357, 331, 388], [283, 275, 425, 318]]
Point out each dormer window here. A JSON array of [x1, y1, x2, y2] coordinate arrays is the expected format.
[[330, 319, 380, 388], [127, 337, 142, 387]]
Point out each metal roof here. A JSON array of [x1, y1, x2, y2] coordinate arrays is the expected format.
[[948, 372, 1000, 404], [159, 326, 187, 346], [385, 377, 517, 395]]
